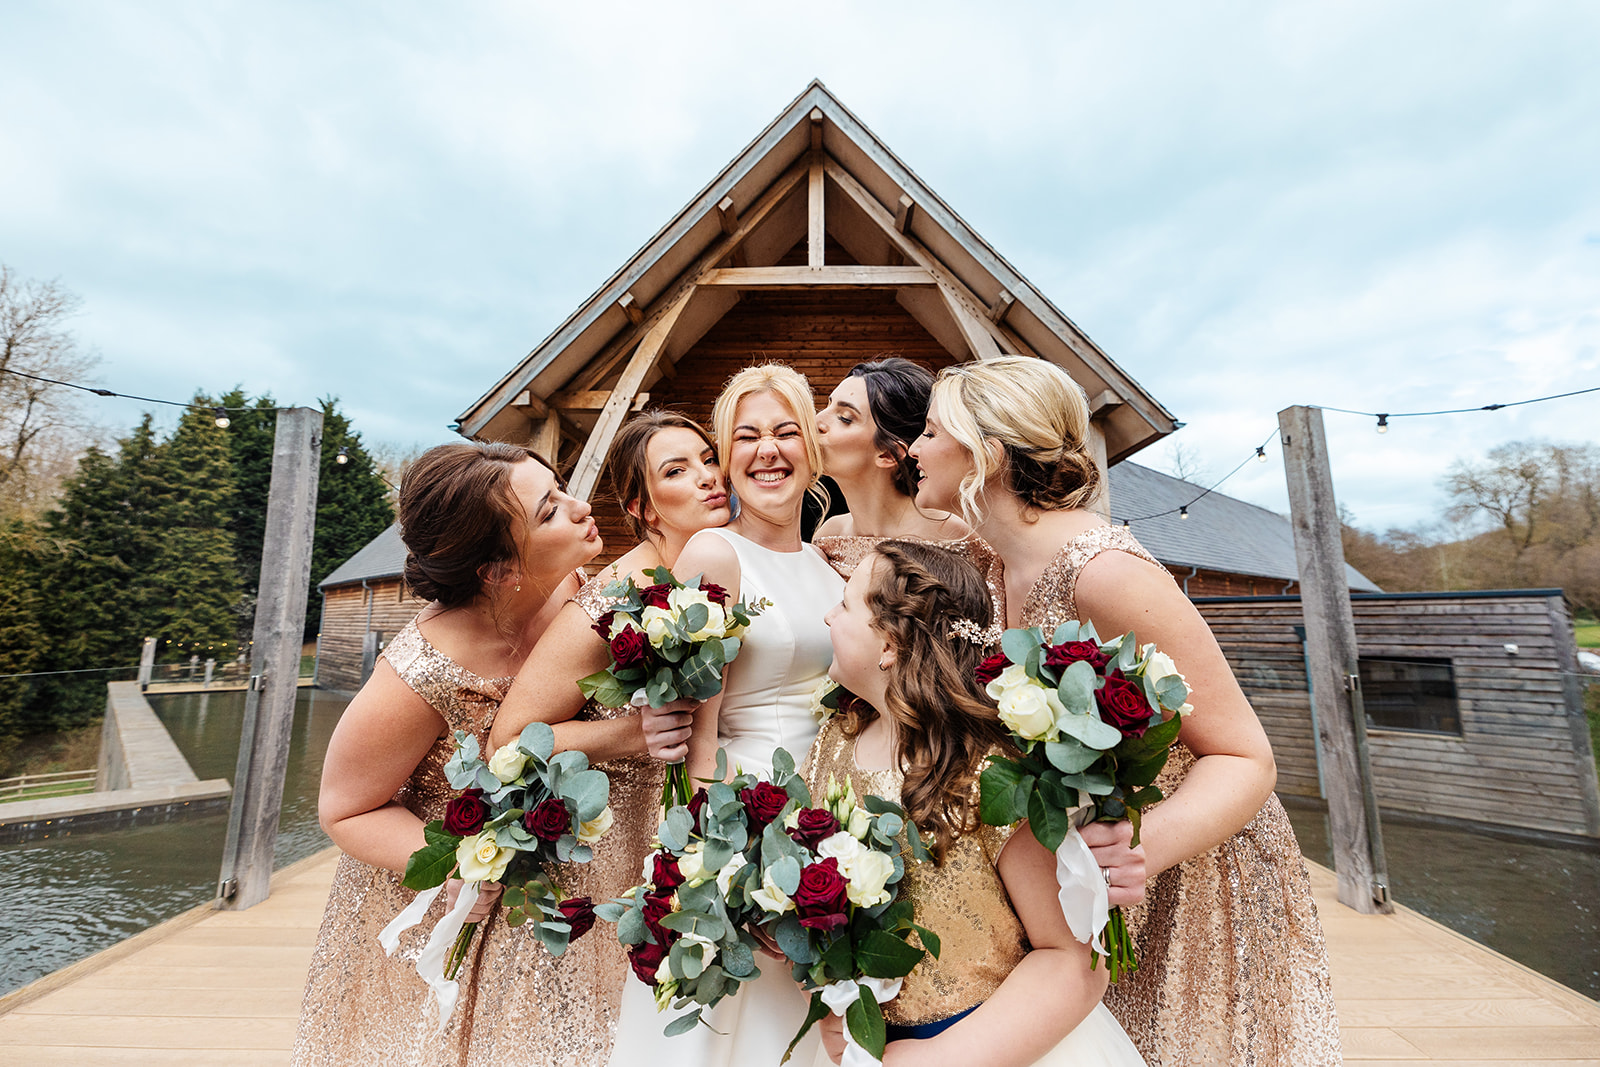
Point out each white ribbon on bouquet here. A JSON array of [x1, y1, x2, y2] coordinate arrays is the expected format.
[[378, 879, 482, 1029], [1053, 810, 1110, 956], [820, 976, 905, 1067]]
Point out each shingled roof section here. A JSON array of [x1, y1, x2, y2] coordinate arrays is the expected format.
[[1109, 462, 1379, 592], [317, 523, 406, 590]]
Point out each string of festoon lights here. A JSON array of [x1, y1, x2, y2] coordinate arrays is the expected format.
[[1112, 384, 1600, 527]]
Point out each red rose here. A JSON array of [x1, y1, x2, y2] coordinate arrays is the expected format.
[[628, 939, 668, 985], [651, 852, 684, 892], [700, 581, 729, 606], [1045, 640, 1110, 672], [642, 890, 676, 944], [793, 857, 850, 931], [610, 625, 648, 668], [442, 787, 489, 836], [787, 807, 841, 851], [640, 583, 672, 609], [558, 896, 596, 940], [1097, 670, 1154, 738], [974, 652, 1010, 686], [523, 798, 570, 842], [687, 788, 709, 828], [591, 610, 616, 640], [739, 781, 790, 832]]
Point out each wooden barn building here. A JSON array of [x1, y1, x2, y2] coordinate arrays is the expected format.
[[314, 81, 1599, 841]]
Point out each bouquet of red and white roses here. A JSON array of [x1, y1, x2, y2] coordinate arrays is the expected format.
[[579, 565, 770, 807], [381, 722, 613, 1024], [976, 621, 1191, 981], [747, 767, 939, 1065]]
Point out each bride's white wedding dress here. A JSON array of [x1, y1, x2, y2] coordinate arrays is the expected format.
[[606, 527, 843, 1067]]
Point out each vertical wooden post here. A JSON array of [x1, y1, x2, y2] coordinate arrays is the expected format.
[[216, 406, 323, 910], [1278, 405, 1392, 914], [137, 637, 156, 690]]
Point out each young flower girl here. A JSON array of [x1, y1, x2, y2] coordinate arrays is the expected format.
[[805, 540, 1146, 1067]]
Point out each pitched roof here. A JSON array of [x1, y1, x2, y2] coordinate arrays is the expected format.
[[455, 80, 1177, 465], [317, 523, 405, 590], [1109, 462, 1380, 591]]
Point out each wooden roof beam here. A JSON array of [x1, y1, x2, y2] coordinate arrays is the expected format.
[[550, 389, 652, 411], [702, 266, 936, 289], [511, 389, 548, 418], [938, 285, 1004, 360], [988, 289, 1015, 324], [618, 292, 643, 326], [1089, 390, 1125, 419], [809, 107, 824, 150], [808, 152, 825, 268], [894, 194, 915, 234]]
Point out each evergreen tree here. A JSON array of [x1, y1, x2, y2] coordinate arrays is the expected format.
[[306, 396, 393, 639], [0, 520, 47, 752], [219, 387, 277, 600]]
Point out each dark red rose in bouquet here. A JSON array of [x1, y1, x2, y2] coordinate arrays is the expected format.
[[442, 787, 489, 836], [687, 788, 709, 829], [1045, 640, 1110, 672], [558, 896, 596, 940], [739, 781, 790, 832], [975, 651, 1009, 686], [793, 857, 850, 932], [1096, 670, 1154, 738], [787, 807, 841, 851], [642, 890, 676, 944], [651, 852, 684, 892], [609, 626, 648, 669], [591, 610, 616, 641], [523, 798, 571, 843], [629, 938, 668, 984], [639, 583, 672, 609], [700, 581, 730, 606]]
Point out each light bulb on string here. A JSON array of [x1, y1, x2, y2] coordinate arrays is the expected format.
[[1122, 519, 1131, 527], [336, 446, 349, 465], [1179, 506, 1190, 520], [1255, 446, 1268, 462], [213, 407, 230, 429], [1376, 414, 1389, 434]]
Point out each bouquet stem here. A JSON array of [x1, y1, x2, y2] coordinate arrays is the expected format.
[[1091, 906, 1138, 982], [661, 760, 692, 810], [443, 920, 478, 980]]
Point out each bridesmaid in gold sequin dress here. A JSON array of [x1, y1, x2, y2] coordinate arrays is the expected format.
[[909, 357, 1341, 1067], [483, 412, 732, 1064], [807, 541, 1145, 1065], [293, 443, 601, 1067]]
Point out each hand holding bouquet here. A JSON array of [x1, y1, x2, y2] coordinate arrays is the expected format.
[[579, 565, 770, 807], [976, 621, 1192, 981], [380, 722, 613, 1024]]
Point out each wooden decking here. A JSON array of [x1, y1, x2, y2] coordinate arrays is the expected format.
[[2, 850, 1596, 1063]]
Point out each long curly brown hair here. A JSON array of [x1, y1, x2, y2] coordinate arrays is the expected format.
[[840, 540, 1014, 862]]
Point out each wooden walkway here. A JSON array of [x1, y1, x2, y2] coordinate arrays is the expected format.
[[1, 850, 1596, 1064]]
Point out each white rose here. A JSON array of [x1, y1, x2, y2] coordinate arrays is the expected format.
[[715, 853, 747, 896], [840, 848, 894, 908], [668, 586, 728, 642], [577, 807, 614, 844], [752, 865, 795, 914], [680, 930, 719, 968], [455, 830, 513, 882], [641, 606, 675, 648], [1144, 650, 1184, 687], [654, 957, 674, 984], [677, 843, 709, 886], [817, 831, 867, 864], [995, 681, 1063, 742], [1177, 702, 1194, 717], [486, 742, 528, 783], [984, 662, 1034, 701], [845, 806, 872, 840]]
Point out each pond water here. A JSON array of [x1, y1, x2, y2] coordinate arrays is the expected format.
[[0, 688, 347, 995], [1285, 806, 1600, 999]]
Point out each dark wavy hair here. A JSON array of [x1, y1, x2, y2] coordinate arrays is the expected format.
[[606, 410, 718, 542], [846, 356, 936, 497], [840, 540, 1013, 862], [399, 441, 547, 607]]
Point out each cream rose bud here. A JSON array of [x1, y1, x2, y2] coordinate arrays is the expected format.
[[456, 830, 513, 882], [677, 844, 709, 886], [846, 807, 872, 840], [487, 743, 528, 784], [715, 854, 746, 896], [1177, 702, 1194, 717], [655, 957, 674, 984], [577, 807, 614, 844], [752, 866, 795, 913], [996, 681, 1062, 742], [668, 586, 728, 642], [640, 606, 675, 648], [653, 977, 678, 1011], [841, 848, 894, 908]]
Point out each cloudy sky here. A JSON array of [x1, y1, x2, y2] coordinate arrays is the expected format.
[[3, 1, 1596, 531]]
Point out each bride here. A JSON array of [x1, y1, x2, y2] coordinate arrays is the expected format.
[[610, 363, 844, 1067]]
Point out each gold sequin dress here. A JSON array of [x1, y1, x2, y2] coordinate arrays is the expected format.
[[1019, 527, 1341, 1067], [292, 616, 636, 1067], [803, 717, 1146, 1064]]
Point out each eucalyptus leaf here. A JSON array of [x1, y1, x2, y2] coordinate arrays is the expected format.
[[561, 768, 611, 822], [771, 746, 796, 780], [663, 1009, 703, 1037], [1000, 626, 1042, 666], [616, 905, 647, 945], [1043, 736, 1101, 774], [1051, 620, 1086, 645], [1057, 659, 1097, 716], [775, 914, 816, 963], [768, 854, 802, 896], [517, 721, 556, 762], [670, 938, 705, 980], [1057, 711, 1123, 750], [660, 807, 694, 852]]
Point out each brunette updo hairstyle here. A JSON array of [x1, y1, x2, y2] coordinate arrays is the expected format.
[[844, 541, 1013, 862], [607, 410, 719, 542], [846, 356, 935, 497], [399, 441, 544, 607], [930, 356, 1101, 523]]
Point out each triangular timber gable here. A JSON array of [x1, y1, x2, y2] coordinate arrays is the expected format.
[[457, 81, 1178, 543]]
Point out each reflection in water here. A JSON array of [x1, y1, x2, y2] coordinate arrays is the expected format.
[[1286, 805, 1600, 998], [0, 688, 347, 994]]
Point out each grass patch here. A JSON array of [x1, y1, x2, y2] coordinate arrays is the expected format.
[[300, 653, 316, 677], [1575, 620, 1600, 649], [0, 722, 102, 779], [1, 778, 95, 803]]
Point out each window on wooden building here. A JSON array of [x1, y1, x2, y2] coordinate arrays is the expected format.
[[1358, 657, 1462, 735]]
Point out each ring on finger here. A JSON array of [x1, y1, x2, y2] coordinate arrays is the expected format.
[[1101, 867, 1112, 886]]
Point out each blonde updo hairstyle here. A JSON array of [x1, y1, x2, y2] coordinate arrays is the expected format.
[[930, 356, 1101, 524], [711, 362, 829, 510]]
